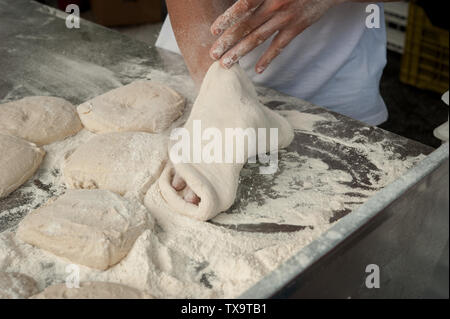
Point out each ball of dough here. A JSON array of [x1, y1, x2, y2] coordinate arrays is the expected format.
[[0, 272, 39, 299], [77, 81, 185, 134], [16, 190, 151, 270], [30, 282, 153, 299], [0, 134, 45, 199], [63, 132, 168, 196], [0, 96, 83, 145]]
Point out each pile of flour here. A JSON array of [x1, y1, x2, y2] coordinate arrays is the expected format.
[[0, 67, 426, 298], [0, 122, 425, 299]]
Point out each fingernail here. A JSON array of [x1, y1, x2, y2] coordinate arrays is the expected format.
[[210, 47, 222, 60], [223, 55, 237, 68], [222, 57, 232, 68], [213, 28, 223, 36], [256, 66, 266, 74], [211, 24, 222, 35]]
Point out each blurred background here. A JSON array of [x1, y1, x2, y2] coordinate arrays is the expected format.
[[36, 0, 449, 149]]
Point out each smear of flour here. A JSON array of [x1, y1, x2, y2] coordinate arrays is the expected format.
[[2, 53, 122, 105], [278, 109, 337, 131], [35, 4, 69, 20]]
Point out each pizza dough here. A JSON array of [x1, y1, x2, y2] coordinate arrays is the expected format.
[[0, 134, 45, 199], [77, 81, 185, 134], [0, 272, 39, 299], [63, 132, 168, 196], [156, 62, 294, 221], [16, 190, 151, 270], [30, 282, 153, 299], [0, 96, 82, 145]]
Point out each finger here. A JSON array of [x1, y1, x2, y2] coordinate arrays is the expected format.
[[210, 10, 271, 60], [171, 173, 187, 191], [184, 188, 201, 205], [211, 0, 264, 36], [255, 28, 300, 74], [220, 17, 280, 69]]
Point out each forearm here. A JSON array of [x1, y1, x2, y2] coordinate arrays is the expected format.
[[166, 0, 234, 86]]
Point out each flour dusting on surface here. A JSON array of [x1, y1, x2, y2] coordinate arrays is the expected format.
[[0, 107, 425, 298], [0, 61, 428, 298]]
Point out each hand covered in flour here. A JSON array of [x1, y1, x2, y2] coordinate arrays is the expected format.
[[171, 173, 201, 205], [209, 0, 344, 73]]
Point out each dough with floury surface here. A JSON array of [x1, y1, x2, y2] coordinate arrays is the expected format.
[[0, 96, 82, 145], [0, 272, 39, 299], [0, 134, 45, 199], [63, 132, 168, 196], [157, 62, 294, 221], [30, 282, 153, 299], [77, 80, 185, 134], [16, 190, 151, 270]]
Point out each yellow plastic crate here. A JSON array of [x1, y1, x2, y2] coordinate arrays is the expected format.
[[400, 2, 449, 93]]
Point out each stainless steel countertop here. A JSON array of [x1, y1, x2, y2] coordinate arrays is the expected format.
[[1, 0, 448, 299], [0, 0, 432, 233]]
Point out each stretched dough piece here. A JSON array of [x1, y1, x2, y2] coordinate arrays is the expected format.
[[30, 282, 153, 299], [158, 62, 294, 221], [0, 134, 45, 199], [0, 96, 82, 145], [16, 190, 150, 270], [63, 132, 168, 196], [77, 81, 185, 134], [0, 272, 39, 299]]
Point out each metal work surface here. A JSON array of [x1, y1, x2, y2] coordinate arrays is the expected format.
[[0, 0, 432, 228], [0, 0, 447, 298], [240, 143, 449, 298]]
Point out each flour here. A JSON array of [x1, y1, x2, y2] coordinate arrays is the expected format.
[[0, 115, 425, 298], [1, 53, 123, 105], [278, 109, 337, 131], [0, 271, 39, 299], [0, 63, 426, 298], [35, 4, 69, 20]]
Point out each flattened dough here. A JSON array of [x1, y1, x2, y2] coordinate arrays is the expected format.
[[30, 282, 153, 299], [0, 96, 82, 145], [0, 272, 39, 299], [156, 62, 294, 221], [77, 81, 185, 134], [63, 132, 167, 196], [16, 190, 151, 270], [0, 134, 45, 199]]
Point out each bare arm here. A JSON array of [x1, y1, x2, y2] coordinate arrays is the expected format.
[[165, 0, 234, 86]]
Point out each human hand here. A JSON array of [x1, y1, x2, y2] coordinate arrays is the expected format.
[[209, 0, 344, 73]]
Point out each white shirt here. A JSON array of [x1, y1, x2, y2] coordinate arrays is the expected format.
[[156, 2, 388, 126]]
